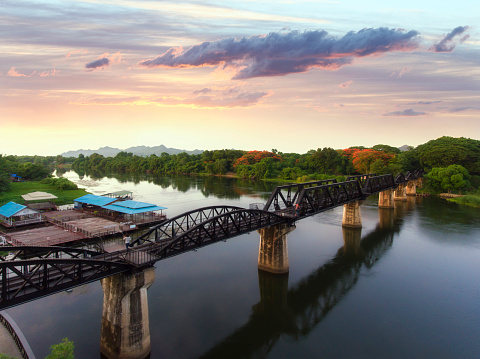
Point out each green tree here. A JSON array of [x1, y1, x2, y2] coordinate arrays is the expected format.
[[370, 158, 389, 175], [416, 136, 480, 175], [426, 165, 470, 193], [45, 338, 74, 359], [372, 144, 401, 154]]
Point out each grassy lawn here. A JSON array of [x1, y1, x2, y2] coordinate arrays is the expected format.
[[0, 181, 89, 206]]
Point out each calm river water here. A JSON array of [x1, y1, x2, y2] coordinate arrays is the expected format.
[[6, 171, 480, 358]]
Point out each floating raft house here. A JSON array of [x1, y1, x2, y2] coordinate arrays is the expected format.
[[73, 194, 167, 225], [21, 191, 58, 211], [102, 200, 167, 224], [0, 201, 44, 227]]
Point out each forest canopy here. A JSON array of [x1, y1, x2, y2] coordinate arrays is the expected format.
[[1, 137, 479, 195]]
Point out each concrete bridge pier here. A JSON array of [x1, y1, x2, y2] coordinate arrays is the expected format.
[[416, 177, 423, 188], [406, 180, 417, 196], [378, 189, 395, 208], [342, 201, 362, 228], [258, 223, 295, 274], [100, 267, 155, 359], [394, 183, 407, 202]]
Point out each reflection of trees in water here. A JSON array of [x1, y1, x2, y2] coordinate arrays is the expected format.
[[419, 196, 480, 230], [55, 167, 68, 176], [199, 208, 406, 359], [201, 177, 280, 200], [70, 170, 282, 201]]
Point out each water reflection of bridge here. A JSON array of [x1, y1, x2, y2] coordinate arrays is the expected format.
[[199, 203, 412, 359]]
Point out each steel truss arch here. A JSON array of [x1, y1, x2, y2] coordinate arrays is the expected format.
[[147, 209, 287, 259], [132, 205, 244, 246]]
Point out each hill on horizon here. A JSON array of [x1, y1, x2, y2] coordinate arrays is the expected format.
[[61, 145, 203, 157]]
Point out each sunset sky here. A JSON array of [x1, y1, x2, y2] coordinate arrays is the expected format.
[[1, 0, 479, 156]]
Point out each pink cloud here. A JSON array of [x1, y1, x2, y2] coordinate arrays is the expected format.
[[390, 66, 410, 78], [73, 89, 268, 108], [66, 49, 88, 59], [39, 69, 59, 77], [338, 80, 353, 88], [7, 67, 29, 77]]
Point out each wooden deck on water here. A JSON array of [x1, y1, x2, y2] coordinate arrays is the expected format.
[[4, 210, 133, 247], [62, 217, 129, 238], [43, 209, 90, 222], [4, 226, 86, 246], [1, 208, 166, 247]]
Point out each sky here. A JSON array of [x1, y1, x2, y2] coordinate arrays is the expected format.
[[1, 0, 479, 156]]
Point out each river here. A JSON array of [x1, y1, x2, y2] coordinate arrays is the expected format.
[[5, 171, 480, 358]]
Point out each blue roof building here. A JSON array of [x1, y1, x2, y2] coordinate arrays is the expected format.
[[101, 200, 167, 215], [74, 194, 117, 208], [0, 201, 43, 227], [101, 200, 167, 225]]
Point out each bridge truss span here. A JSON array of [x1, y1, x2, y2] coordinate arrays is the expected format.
[[131, 205, 244, 246], [296, 180, 365, 218], [263, 179, 339, 212], [363, 174, 396, 195], [0, 256, 132, 310], [142, 209, 288, 259], [0, 246, 101, 262]]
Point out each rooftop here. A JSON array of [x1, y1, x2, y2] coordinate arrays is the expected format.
[[21, 191, 58, 202], [74, 194, 117, 207], [101, 200, 167, 215], [0, 202, 27, 218]]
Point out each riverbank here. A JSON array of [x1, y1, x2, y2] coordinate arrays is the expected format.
[[0, 181, 89, 206], [446, 194, 480, 208]]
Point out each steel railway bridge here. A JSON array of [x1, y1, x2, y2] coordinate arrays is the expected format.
[[0, 171, 422, 310]]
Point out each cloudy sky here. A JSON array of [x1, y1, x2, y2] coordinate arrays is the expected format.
[[1, 0, 479, 155]]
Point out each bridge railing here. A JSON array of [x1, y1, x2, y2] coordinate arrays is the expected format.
[[0, 311, 35, 359]]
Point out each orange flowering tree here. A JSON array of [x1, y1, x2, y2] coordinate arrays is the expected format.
[[342, 148, 395, 174], [233, 151, 282, 168]]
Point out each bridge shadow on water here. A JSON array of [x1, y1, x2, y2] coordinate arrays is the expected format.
[[197, 202, 412, 359]]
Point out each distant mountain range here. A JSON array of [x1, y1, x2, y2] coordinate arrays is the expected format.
[[61, 145, 203, 157], [398, 145, 412, 152]]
